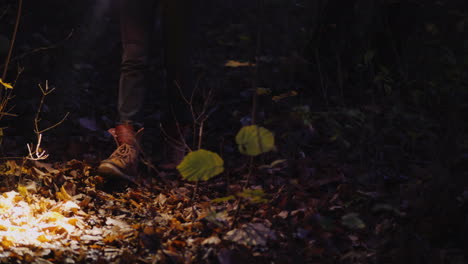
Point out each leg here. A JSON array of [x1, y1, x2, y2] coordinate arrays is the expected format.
[[119, 0, 157, 124], [97, 0, 157, 182]]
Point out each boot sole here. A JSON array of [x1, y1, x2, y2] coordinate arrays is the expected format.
[[97, 163, 137, 184]]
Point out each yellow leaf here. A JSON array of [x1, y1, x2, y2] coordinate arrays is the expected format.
[[17, 185, 28, 196], [177, 149, 224, 181], [1, 236, 14, 249], [235, 125, 275, 156], [68, 218, 78, 226], [0, 78, 13, 89], [256, 87, 271, 95], [56, 185, 72, 201], [272, 90, 298, 102], [37, 235, 49, 243], [44, 212, 64, 222], [224, 60, 255, 67]]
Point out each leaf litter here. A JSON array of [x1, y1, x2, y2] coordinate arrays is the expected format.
[[0, 156, 353, 263]]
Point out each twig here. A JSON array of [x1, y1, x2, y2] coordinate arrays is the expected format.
[[231, 156, 254, 228], [25, 81, 69, 161], [1, 0, 22, 82], [34, 81, 69, 134], [159, 122, 192, 153], [0, 0, 22, 120], [191, 181, 199, 222], [0, 30, 74, 70], [26, 133, 48, 160], [315, 48, 328, 108], [0, 5, 10, 20]]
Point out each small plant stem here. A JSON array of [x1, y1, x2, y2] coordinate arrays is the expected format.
[[197, 121, 204, 150], [232, 0, 264, 230], [231, 156, 255, 228], [245, 156, 254, 188], [315, 48, 328, 108], [191, 181, 199, 222]]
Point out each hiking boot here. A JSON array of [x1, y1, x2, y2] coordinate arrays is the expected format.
[[97, 124, 143, 183], [159, 123, 191, 170]]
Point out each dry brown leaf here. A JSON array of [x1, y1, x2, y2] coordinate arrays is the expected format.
[[224, 60, 255, 67]]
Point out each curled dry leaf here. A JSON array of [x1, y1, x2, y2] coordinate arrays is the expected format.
[[224, 223, 277, 247]]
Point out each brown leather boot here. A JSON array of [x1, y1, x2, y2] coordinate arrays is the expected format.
[[97, 124, 143, 182]]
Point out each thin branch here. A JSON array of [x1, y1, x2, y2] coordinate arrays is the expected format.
[[36, 112, 69, 134], [0, 30, 74, 69], [1, 0, 22, 81], [0, 112, 17, 117], [0, 5, 10, 20], [26, 133, 49, 160]]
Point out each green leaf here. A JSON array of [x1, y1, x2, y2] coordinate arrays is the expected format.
[[235, 125, 275, 156], [237, 188, 269, 204], [177, 149, 224, 181], [341, 213, 366, 230], [211, 195, 236, 203]]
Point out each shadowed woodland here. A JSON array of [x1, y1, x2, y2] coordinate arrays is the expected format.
[[0, 0, 467, 263]]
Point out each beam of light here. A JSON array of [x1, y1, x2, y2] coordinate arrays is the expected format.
[[0, 190, 85, 257]]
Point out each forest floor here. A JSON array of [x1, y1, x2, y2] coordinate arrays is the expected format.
[[0, 0, 467, 263]]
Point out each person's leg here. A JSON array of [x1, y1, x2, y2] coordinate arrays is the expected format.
[[98, 0, 157, 181], [119, 0, 157, 124]]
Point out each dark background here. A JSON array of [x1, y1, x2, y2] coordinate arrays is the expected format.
[[0, 0, 467, 263]]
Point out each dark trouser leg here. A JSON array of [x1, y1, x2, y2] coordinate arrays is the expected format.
[[119, 0, 157, 124]]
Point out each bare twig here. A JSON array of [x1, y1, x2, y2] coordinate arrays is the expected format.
[[34, 81, 69, 134], [25, 81, 69, 161], [0, 0, 22, 121], [0, 30, 74, 70], [0, 5, 10, 20], [26, 133, 49, 160], [1, 0, 22, 82]]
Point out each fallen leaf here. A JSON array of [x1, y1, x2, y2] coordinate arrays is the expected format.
[[272, 90, 297, 102], [202, 235, 221, 245], [0, 78, 13, 89], [224, 223, 276, 247], [341, 213, 366, 230], [56, 185, 72, 201], [224, 60, 255, 67]]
